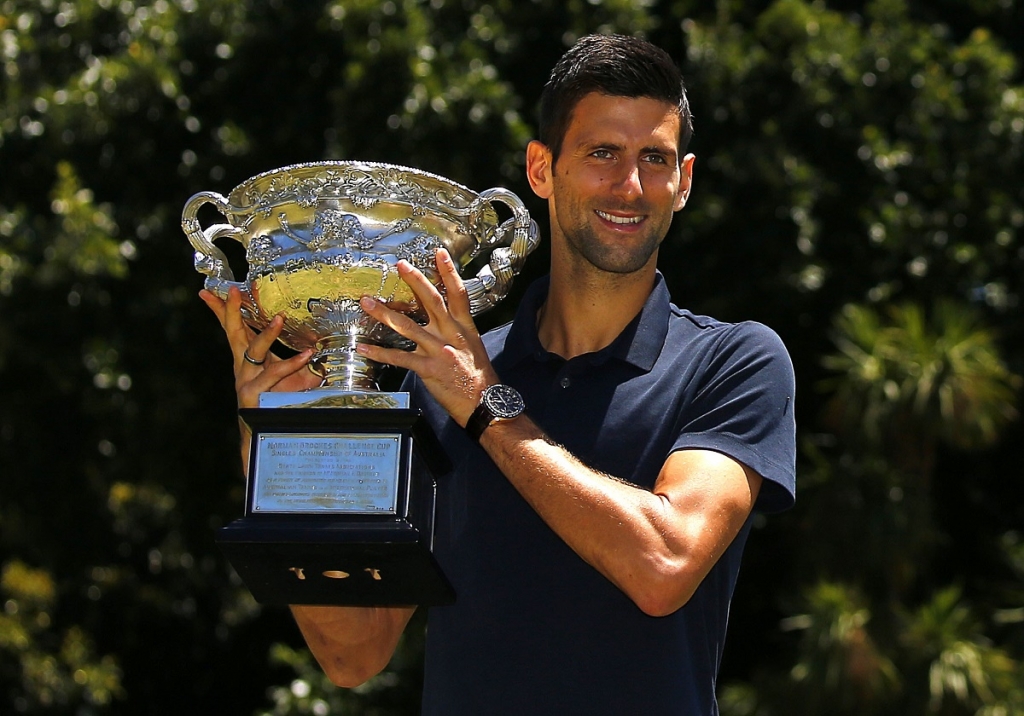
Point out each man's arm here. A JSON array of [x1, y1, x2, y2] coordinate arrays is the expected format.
[[290, 605, 416, 686], [483, 420, 761, 616], [359, 252, 765, 616], [200, 287, 416, 686]]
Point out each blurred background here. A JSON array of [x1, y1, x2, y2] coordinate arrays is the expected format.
[[1, 0, 1023, 714]]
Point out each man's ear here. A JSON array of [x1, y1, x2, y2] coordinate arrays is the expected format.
[[674, 153, 696, 211], [526, 140, 554, 200]]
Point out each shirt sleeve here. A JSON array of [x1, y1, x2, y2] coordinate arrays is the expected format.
[[671, 321, 797, 513]]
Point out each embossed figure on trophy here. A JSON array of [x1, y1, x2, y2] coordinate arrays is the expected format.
[[307, 297, 365, 333], [278, 209, 365, 254], [396, 234, 444, 272], [247, 235, 283, 266]]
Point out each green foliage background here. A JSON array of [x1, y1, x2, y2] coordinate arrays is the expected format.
[[1, 0, 1022, 713]]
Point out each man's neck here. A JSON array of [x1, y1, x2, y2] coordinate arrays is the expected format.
[[537, 263, 657, 360]]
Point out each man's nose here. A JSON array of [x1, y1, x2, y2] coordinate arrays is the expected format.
[[611, 162, 643, 201]]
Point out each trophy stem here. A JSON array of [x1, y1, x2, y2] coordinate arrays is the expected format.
[[310, 335, 381, 391]]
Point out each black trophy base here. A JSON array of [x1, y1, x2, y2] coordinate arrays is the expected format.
[[220, 406, 455, 607], [217, 516, 455, 606]]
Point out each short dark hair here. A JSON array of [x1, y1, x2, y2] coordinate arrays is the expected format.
[[538, 34, 693, 161]]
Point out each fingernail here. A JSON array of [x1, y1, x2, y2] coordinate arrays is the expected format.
[[360, 296, 377, 310]]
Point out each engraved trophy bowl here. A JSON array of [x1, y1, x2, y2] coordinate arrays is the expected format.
[[182, 161, 540, 606], [182, 160, 540, 392]]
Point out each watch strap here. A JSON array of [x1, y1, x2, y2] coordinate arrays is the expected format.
[[465, 399, 495, 443]]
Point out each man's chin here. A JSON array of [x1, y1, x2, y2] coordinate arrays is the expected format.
[[581, 248, 659, 276]]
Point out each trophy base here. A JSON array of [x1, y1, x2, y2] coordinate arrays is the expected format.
[[217, 516, 454, 606], [222, 406, 455, 607]]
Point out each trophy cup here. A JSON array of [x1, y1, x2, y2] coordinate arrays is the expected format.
[[182, 161, 539, 606]]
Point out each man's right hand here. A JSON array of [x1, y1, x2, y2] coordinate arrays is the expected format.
[[199, 286, 320, 409], [200, 286, 319, 473]]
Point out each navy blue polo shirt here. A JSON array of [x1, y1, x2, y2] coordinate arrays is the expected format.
[[407, 273, 796, 715]]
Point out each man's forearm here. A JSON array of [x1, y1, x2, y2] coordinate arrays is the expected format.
[[290, 605, 416, 687], [480, 415, 760, 617], [238, 418, 251, 475]]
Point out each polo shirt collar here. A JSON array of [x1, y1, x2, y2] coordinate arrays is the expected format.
[[502, 272, 671, 372]]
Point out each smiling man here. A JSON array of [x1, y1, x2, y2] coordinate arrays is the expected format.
[[206, 33, 796, 715]]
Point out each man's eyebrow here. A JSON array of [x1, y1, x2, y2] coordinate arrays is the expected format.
[[642, 144, 677, 157], [576, 140, 624, 153]]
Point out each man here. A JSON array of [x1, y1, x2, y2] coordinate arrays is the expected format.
[[203, 33, 795, 715]]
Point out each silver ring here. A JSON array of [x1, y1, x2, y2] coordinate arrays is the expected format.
[[243, 350, 266, 366]]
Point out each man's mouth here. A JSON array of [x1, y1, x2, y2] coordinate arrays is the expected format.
[[595, 210, 644, 225]]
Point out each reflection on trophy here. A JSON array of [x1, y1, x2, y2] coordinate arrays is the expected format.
[[182, 161, 540, 606]]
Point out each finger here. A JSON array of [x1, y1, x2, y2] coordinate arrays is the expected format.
[[435, 249, 474, 326], [238, 349, 314, 407], [223, 286, 259, 354], [239, 314, 285, 369], [204, 289, 264, 366], [252, 348, 312, 387], [199, 289, 228, 329], [357, 341, 419, 373], [396, 260, 451, 328], [360, 294, 444, 351]]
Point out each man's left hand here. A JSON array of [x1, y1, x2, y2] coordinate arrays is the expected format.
[[356, 249, 498, 426]]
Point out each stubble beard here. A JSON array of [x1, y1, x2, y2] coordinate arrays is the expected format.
[[556, 205, 667, 276]]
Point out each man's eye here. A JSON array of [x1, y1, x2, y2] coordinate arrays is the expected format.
[[643, 154, 668, 165], [591, 149, 613, 159]]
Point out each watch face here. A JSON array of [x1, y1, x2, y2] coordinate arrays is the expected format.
[[483, 384, 524, 419]]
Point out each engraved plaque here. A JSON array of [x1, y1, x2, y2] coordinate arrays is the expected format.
[[252, 433, 401, 514]]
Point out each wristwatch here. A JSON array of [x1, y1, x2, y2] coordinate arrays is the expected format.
[[465, 384, 525, 442]]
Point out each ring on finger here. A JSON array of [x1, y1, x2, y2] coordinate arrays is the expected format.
[[243, 350, 266, 366]]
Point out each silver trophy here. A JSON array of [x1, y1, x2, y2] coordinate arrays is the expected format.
[[183, 160, 539, 394], [183, 161, 539, 606]]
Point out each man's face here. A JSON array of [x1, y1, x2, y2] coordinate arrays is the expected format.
[[528, 93, 693, 276]]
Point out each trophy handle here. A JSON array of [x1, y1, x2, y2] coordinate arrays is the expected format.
[[464, 188, 541, 316], [182, 191, 265, 326]]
